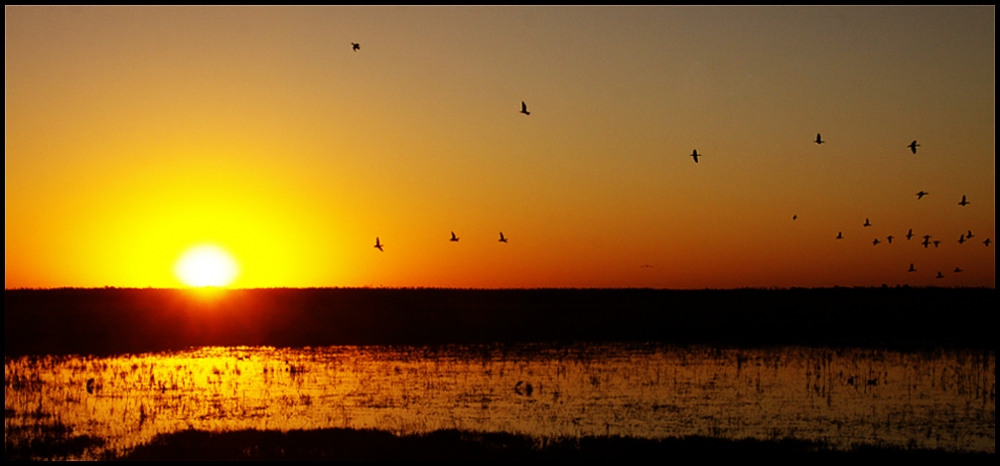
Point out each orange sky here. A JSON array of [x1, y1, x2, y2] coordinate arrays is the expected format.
[[5, 6, 995, 289]]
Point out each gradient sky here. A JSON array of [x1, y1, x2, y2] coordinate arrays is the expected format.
[[6, 6, 995, 289]]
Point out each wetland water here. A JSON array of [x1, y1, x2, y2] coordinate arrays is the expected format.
[[5, 344, 995, 459]]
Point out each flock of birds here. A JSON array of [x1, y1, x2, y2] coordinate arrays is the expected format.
[[678, 132, 987, 283], [374, 231, 508, 252], [351, 42, 989, 283], [351, 41, 518, 254], [812, 134, 988, 281]]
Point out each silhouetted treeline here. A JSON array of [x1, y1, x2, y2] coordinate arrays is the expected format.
[[4, 287, 994, 356]]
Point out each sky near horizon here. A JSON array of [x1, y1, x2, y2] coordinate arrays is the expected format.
[[5, 6, 995, 289]]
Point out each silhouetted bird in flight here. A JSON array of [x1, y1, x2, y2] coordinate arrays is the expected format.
[[352, 42, 360, 51], [873, 238, 880, 246], [954, 267, 963, 273], [690, 149, 700, 163], [908, 140, 920, 154], [498, 232, 507, 243], [936, 271, 944, 279], [863, 218, 871, 227], [815, 133, 824, 145], [933, 240, 940, 248], [984, 238, 992, 247], [916, 191, 929, 200], [836, 231, 843, 239], [374, 237, 383, 251], [966, 230, 974, 239], [792, 215, 797, 220], [922, 238, 930, 248], [520, 101, 530, 116], [450, 231, 460, 242], [958, 195, 969, 206], [887, 235, 894, 244], [958, 234, 966, 244], [908, 263, 916, 272], [906, 229, 914, 240]]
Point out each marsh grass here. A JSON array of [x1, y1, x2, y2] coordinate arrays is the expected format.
[[4, 417, 104, 461], [118, 428, 995, 461], [5, 344, 994, 460]]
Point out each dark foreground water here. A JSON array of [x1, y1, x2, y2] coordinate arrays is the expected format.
[[5, 343, 994, 460]]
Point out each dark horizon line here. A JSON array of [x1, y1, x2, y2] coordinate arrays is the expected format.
[[5, 285, 996, 292]]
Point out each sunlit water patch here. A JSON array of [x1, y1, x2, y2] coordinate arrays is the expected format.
[[4, 344, 994, 459]]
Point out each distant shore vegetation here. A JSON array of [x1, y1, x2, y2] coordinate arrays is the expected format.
[[6, 287, 993, 356]]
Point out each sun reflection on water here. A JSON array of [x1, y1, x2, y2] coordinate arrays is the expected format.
[[4, 344, 995, 459]]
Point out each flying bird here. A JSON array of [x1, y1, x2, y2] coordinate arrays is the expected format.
[[450, 231, 460, 242], [908, 140, 920, 154], [815, 133, 824, 145], [873, 238, 880, 246], [959, 195, 969, 206], [863, 218, 872, 227], [908, 263, 916, 272], [966, 230, 974, 239], [690, 149, 701, 163], [936, 271, 944, 279], [906, 229, 914, 240], [374, 237, 383, 252], [933, 240, 940, 248], [836, 231, 843, 239], [922, 239, 930, 248], [887, 235, 894, 244], [985, 238, 992, 247], [958, 234, 966, 244], [352, 42, 360, 51], [520, 101, 530, 116], [498, 232, 508, 243], [792, 215, 797, 220], [916, 191, 929, 200], [954, 267, 963, 273]]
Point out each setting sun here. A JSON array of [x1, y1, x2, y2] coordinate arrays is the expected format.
[[175, 245, 239, 287]]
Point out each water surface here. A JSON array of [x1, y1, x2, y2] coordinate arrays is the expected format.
[[5, 344, 994, 459]]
